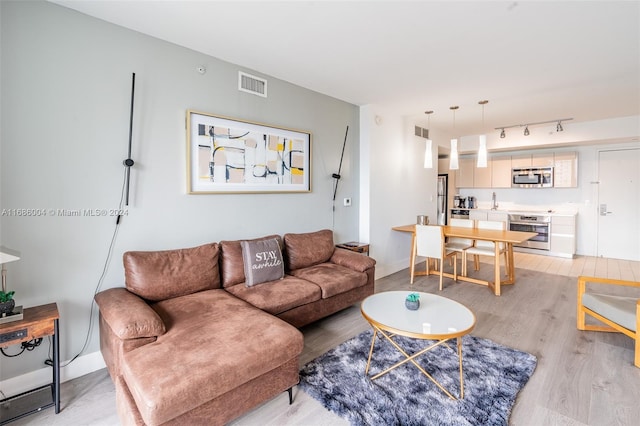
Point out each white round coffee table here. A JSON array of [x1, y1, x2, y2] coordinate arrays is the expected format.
[[360, 291, 476, 399]]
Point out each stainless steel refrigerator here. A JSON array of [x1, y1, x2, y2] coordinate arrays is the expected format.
[[437, 174, 448, 225]]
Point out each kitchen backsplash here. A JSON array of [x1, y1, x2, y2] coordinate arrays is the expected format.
[[464, 200, 579, 214]]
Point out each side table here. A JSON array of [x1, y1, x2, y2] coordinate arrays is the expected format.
[[0, 303, 60, 424], [336, 242, 370, 256]]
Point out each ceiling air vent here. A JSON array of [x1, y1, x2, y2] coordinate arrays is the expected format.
[[238, 71, 267, 97]]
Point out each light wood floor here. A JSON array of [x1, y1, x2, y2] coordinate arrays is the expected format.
[[9, 254, 640, 426], [510, 251, 640, 282]]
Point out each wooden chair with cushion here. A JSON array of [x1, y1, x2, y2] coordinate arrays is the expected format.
[[577, 275, 640, 368], [411, 224, 457, 290], [463, 220, 509, 276], [445, 218, 475, 276]]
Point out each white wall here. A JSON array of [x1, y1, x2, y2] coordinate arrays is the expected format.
[[0, 1, 359, 380], [363, 105, 441, 278]]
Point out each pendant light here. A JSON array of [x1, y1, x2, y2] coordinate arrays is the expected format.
[[424, 110, 433, 168], [449, 106, 459, 170], [477, 100, 488, 168]]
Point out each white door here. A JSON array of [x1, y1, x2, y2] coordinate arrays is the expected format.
[[597, 148, 640, 260]]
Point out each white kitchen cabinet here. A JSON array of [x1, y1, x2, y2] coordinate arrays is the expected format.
[[553, 151, 578, 188], [469, 210, 507, 222], [487, 211, 508, 222], [473, 161, 492, 188], [512, 153, 554, 167], [491, 155, 512, 188], [532, 153, 554, 167], [454, 156, 498, 188], [511, 154, 531, 168], [550, 215, 576, 257], [469, 210, 487, 221], [455, 157, 474, 188], [452, 150, 577, 188]]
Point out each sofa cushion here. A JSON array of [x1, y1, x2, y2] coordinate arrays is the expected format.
[[121, 289, 303, 426], [290, 262, 369, 298], [123, 243, 220, 301], [284, 229, 334, 271], [225, 275, 322, 315], [220, 235, 283, 288], [240, 238, 285, 287]]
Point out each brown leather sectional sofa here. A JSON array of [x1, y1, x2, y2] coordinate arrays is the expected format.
[[95, 229, 376, 425]]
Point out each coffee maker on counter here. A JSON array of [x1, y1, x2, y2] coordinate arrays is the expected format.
[[467, 196, 476, 209], [453, 195, 476, 209]]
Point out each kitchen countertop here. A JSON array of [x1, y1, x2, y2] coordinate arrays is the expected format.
[[450, 207, 577, 217]]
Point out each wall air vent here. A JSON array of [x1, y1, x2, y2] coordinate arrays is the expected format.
[[414, 126, 429, 139], [238, 71, 267, 97]]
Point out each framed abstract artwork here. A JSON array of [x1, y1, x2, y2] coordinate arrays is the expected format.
[[186, 110, 311, 193]]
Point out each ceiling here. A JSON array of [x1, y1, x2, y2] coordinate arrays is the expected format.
[[51, 1, 640, 137]]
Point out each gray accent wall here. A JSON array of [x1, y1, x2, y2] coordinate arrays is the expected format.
[[1, 1, 359, 378]]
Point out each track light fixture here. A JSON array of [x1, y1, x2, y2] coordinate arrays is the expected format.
[[495, 118, 573, 138]]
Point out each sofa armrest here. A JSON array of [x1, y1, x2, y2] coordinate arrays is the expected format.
[[95, 287, 166, 340], [330, 247, 376, 272]]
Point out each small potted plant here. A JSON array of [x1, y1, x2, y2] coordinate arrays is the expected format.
[[405, 293, 420, 310], [0, 290, 15, 316]]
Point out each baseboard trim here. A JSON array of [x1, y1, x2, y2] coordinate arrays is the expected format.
[[0, 350, 105, 397], [375, 257, 417, 279]]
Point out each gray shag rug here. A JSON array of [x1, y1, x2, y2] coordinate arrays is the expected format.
[[299, 329, 537, 426]]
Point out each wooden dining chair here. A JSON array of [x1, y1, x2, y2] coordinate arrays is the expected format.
[[445, 218, 475, 276], [411, 225, 457, 290], [577, 276, 640, 368], [463, 220, 509, 275]]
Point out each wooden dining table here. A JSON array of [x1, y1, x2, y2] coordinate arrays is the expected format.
[[392, 224, 538, 296]]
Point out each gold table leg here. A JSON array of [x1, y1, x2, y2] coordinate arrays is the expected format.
[[365, 329, 378, 375], [365, 326, 465, 400]]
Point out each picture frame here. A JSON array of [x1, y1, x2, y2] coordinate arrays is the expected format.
[[186, 110, 311, 194]]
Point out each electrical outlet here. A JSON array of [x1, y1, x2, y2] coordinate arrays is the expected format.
[[343, 198, 352, 207]]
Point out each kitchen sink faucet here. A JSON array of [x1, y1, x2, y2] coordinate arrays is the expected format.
[[491, 192, 499, 210]]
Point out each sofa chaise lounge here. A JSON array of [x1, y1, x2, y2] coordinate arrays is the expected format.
[[95, 229, 376, 425]]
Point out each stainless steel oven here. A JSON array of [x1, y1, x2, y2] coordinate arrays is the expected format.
[[508, 214, 551, 250]]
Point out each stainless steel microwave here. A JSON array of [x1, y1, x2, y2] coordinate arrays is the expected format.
[[511, 167, 554, 188]]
